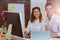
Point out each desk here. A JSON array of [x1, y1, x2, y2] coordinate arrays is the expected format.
[[50, 38, 60, 40], [1, 34, 30, 40], [1, 34, 22, 40], [1, 34, 60, 40]]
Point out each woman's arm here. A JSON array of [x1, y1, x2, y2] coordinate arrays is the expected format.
[[24, 21, 31, 38]]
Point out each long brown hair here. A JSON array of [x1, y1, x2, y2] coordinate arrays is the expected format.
[[30, 7, 42, 23]]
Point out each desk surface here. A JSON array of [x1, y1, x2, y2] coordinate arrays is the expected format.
[[1, 34, 60, 40]]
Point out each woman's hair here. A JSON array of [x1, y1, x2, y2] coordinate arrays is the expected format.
[[30, 7, 42, 23]]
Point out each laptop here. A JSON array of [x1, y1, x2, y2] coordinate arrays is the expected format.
[[31, 31, 50, 40]]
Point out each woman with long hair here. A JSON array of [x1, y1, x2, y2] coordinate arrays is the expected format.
[[25, 7, 44, 38]]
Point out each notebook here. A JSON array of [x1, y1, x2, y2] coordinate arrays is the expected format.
[[31, 31, 50, 40]]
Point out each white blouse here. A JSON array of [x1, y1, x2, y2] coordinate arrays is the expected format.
[[26, 19, 45, 33]]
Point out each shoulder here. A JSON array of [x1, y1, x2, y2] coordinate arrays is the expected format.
[[28, 20, 32, 25], [41, 19, 45, 23], [54, 14, 60, 22], [52, 14, 60, 24], [27, 20, 32, 27]]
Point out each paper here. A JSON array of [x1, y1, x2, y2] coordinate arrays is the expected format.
[[8, 5, 15, 11], [6, 24, 12, 40]]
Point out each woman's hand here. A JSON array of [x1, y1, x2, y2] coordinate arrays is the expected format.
[[24, 31, 29, 38]]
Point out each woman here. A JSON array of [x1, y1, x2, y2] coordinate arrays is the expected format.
[[25, 7, 44, 38]]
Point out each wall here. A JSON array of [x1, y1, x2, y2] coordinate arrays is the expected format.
[[0, 0, 30, 27], [31, 0, 47, 17], [47, 0, 60, 15]]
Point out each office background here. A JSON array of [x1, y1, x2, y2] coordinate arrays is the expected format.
[[0, 0, 60, 37], [0, 0, 60, 27]]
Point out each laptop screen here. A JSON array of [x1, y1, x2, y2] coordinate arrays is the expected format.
[[5, 12, 23, 37]]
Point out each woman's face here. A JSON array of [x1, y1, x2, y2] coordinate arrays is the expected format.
[[33, 9, 40, 19]]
